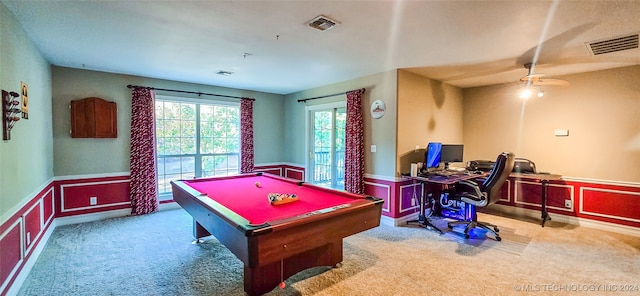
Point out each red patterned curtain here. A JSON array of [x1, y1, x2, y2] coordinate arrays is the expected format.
[[240, 98, 254, 173], [345, 89, 365, 194], [129, 87, 158, 215]]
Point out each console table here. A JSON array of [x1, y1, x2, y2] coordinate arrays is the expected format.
[[510, 173, 563, 227]]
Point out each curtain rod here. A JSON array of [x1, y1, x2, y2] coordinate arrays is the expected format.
[[297, 88, 365, 103], [126, 85, 255, 101]]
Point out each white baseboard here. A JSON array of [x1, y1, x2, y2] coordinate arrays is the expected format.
[[55, 209, 132, 227], [489, 204, 640, 237], [382, 212, 423, 227], [382, 206, 640, 237], [159, 202, 181, 211], [380, 210, 438, 227], [380, 215, 397, 227], [55, 202, 181, 227]]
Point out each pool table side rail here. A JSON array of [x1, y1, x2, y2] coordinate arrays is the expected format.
[[262, 197, 383, 233], [170, 180, 271, 234], [183, 172, 303, 186]]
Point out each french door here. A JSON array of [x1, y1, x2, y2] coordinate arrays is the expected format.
[[307, 103, 346, 190]]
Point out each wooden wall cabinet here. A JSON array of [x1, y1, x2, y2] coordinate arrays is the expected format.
[[70, 97, 117, 138]]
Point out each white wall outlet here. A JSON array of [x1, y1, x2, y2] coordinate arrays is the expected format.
[[564, 199, 572, 208], [90, 196, 97, 205], [370, 145, 377, 153]]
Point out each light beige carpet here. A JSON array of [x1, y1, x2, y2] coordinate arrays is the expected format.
[[266, 213, 639, 296], [18, 209, 640, 296]]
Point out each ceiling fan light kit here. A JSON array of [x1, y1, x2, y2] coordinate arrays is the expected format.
[[518, 86, 544, 100]]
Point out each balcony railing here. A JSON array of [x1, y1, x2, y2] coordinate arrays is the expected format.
[[313, 151, 344, 186]]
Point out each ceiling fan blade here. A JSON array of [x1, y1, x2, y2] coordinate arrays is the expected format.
[[520, 74, 545, 82], [520, 74, 570, 86], [535, 78, 570, 86]]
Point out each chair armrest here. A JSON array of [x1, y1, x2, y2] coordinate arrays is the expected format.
[[456, 179, 483, 197], [449, 179, 488, 206]]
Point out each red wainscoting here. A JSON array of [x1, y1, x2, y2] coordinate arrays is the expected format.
[[0, 184, 54, 296], [580, 185, 640, 226], [364, 177, 395, 215], [0, 220, 22, 295], [55, 175, 131, 217], [363, 175, 639, 229], [254, 164, 305, 181], [494, 177, 640, 228]]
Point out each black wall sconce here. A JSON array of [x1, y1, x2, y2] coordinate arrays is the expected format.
[[2, 90, 21, 140]]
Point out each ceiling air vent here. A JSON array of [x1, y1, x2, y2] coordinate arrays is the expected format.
[[586, 33, 639, 55], [306, 15, 339, 32]]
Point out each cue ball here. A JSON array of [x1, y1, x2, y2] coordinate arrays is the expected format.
[[255, 182, 260, 187]]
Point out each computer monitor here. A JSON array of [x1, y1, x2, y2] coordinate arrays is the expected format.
[[425, 142, 442, 169], [441, 144, 463, 170]]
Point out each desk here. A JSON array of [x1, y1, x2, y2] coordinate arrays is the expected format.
[[171, 172, 383, 296], [407, 172, 487, 233], [510, 173, 563, 227]]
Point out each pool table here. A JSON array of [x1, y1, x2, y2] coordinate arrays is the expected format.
[[170, 172, 383, 296]]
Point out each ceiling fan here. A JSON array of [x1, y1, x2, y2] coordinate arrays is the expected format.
[[520, 63, 570, 86], [518, 63, 569, 99]]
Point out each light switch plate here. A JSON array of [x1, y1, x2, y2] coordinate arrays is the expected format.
[[554, 129, 569, 136], [370, 145, 377, 153]]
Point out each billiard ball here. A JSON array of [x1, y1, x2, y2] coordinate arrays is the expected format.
[[255, 182, 260, 187]]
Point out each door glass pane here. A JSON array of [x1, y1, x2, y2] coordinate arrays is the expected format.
[[310, 107, 345, 190], [334, 108, 346, 190], [312, 110, 333, 187]]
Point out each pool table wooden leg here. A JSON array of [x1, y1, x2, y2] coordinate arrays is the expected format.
[[193, 219, 211, 240], [243, 239, 343, 296]]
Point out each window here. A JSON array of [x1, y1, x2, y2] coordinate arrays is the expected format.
[[155, 96, 240, 198]]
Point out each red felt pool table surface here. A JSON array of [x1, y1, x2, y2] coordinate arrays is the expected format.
[[183, 173, 367, 225]]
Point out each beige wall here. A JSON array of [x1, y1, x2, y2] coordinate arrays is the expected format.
[[463, 65, 640, 182], [52, 66, 286, 176], [0, 3, 53, 221], [284, 70, 398, 178], [397, 70, 464, 175]]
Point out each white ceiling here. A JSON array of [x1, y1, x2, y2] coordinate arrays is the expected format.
[[3, 0, 639, 95]]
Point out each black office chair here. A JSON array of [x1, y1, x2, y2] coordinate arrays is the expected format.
[[444, 151, 515, 241]]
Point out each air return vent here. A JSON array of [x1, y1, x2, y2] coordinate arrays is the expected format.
[[586, 33, 638, 55], [306, 15, 339, 32]]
